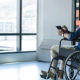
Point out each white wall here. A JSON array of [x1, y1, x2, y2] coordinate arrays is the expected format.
[[37, 0, 44, 47], [43, 0, 72, 40], [37, 0, 73, 61], [38, 0, 72, 42]]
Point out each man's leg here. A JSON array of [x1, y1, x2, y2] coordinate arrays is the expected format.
[[40, 45, 59, 79], [50, 45, 77, 79], [50, 45, 65, 80], [50, 45, 60, 80], [50, 45, 59, 73], [58, 45, 78, 79]]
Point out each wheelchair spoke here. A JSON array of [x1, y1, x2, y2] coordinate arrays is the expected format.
[[73, 70, 79, 80], [73, 67, 80, 80]]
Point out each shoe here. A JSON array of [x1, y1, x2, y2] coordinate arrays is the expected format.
[[58, 70, 64, 79], [40, 74, 50, 79], [40, 70, 54, 79], [40, 70, 50, 79]]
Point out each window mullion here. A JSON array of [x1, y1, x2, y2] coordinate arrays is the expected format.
[[17, 0, 22, 52]]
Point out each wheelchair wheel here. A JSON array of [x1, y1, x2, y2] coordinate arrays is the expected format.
[[65, 51, 80, 80]]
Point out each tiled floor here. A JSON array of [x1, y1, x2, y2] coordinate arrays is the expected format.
[[0, 61, 79, 80], [0, 61, 50, 80]]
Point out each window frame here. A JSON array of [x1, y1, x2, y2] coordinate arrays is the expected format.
[[0, 0, 37, 53]]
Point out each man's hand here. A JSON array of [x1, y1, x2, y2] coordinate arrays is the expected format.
[[57, 29, 63, 36]]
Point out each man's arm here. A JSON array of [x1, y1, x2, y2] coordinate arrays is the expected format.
[[64, 28, 80, 40]]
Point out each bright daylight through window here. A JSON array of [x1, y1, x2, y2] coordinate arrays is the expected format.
[[0, 0, 37, 53]]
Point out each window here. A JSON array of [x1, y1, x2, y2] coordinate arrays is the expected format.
[[22, 0, 37, 51], [0, 0, 37, 53], [0, 0, 17, 33], [73, 0, 80, 45], [22, 0, 37, 33], [75, 0, 80, 30]]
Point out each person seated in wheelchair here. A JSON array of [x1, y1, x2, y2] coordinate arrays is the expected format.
[[40, 25, 80, 80]]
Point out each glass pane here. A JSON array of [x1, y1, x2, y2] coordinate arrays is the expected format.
[[0, 36, 17, 53], [22, 36, 37, 51], [0, 0, 17, 33], [22, 0, 37, 33], [76, 0, 79, 8], [76, 2, 79, 8]]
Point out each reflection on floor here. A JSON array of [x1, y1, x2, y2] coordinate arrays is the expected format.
[[0, 61, 49, 80], [0, 61, 79, 80]]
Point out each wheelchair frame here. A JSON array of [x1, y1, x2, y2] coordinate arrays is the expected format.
[[45, 38, 80, 80]]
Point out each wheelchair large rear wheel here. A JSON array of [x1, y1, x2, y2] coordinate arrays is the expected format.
[[65, 51, 80, 80]]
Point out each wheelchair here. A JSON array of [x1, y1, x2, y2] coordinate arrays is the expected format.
[[41, 38, 80, 80]]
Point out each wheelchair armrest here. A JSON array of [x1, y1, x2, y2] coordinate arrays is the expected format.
[[59, 38, 80, 48]]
